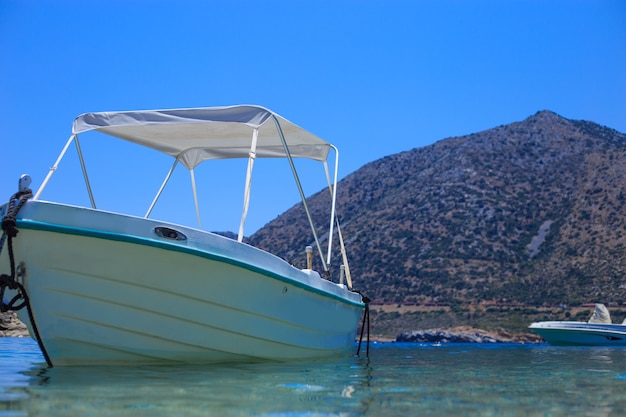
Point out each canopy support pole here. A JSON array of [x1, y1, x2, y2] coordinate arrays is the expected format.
[[323, 152, 353, 289], [145, 158, 179, 218], [271, 115, 328, 274], [34, 135, 75, 200], [238, 128, 259, 242], [190, 168, 202, 229], [74, 136, 96, 209], [324, 145, 340, 266]]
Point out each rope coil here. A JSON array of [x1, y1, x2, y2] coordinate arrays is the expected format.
[[0, 188, 53, 367]]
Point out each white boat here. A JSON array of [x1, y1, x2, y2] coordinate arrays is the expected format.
[[0, 105, 366, 366], [529, 304, 626, 346], [528, 322, 626, 346]]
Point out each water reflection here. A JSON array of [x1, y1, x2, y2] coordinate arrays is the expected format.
[[4, 341, 626, 417], [16, 354, 374, 417]]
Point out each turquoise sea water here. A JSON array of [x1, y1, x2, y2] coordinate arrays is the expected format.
[[2, 338, 626, 416]]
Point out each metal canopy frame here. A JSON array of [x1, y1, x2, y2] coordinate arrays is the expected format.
[[32, 108, 352, 285]]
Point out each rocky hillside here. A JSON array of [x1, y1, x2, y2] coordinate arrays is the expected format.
[[250, 111, 626, 314]]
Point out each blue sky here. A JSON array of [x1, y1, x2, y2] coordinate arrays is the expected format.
[[1, 0, 625, 234]]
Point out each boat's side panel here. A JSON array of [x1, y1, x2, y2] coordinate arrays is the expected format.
[[11, 229, 362, 365], [10, 201, 363, 306], [0, 202, 364, 366]]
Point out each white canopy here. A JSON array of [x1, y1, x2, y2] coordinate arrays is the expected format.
[[72, 105, 331, 169]]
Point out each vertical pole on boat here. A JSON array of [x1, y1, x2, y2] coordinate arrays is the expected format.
[[306, 246, 313, 270], [74, 136, 97, 209], [324, 146, 340, 267], [323, 152, 353, 289], [190, 168, 202, 229], [238, 128, 259, 242], [271, 115, 328, 273], [34, 135, 76, 200]]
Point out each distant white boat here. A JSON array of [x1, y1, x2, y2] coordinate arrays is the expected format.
[[529, 322, 626, 346], [529, 304, 626, 346], [0, 105, 366, 366]]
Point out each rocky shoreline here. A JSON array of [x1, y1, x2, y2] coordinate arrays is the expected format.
[[396, 326, 544, 344]]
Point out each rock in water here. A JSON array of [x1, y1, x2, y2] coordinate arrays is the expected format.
[[0, 312, 29, 337]]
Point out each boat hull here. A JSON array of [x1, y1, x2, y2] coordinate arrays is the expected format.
[[529, 321, 626, 346], [0, 201, 364, 366]]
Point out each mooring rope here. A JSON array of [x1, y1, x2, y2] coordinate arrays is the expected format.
[[354, 290, 371, 357], [0, 189, 54, 367]]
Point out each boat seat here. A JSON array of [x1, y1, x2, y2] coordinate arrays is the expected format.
[[588, 303, 611, 324]]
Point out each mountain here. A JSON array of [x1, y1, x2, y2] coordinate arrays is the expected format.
[[249, 111, 626, 336]]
